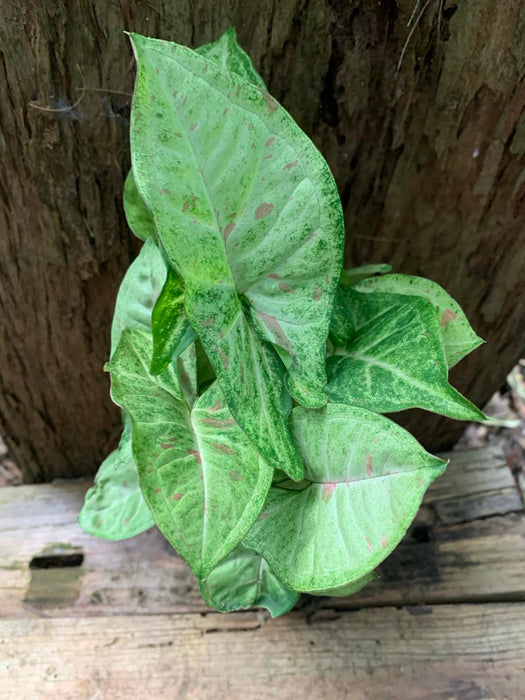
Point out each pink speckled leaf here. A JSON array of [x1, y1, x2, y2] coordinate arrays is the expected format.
[[327, 288, 484, 421], [354, 274, 483, 368], [244, 404, 445, 592], [107, 328, 273, 578], [128, 32, 344, 479]]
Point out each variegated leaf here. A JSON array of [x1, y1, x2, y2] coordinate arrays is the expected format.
[[78, 416, 154, 540], [128, 32, 344, 477], [110, 238, 166, 357], [123, 169, 156, 242], [107, 328, 273, 577], [199, 543, 299, 617], [244, 404, 446, 592], [354, 274, 483, 367], [150, 266, 195, 375], [327, 288, 484, 421]]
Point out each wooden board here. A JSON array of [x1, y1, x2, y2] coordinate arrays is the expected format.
[[2, 604, 524, 699], [0, 445, 524, 697], [1, 445, 523, 618]]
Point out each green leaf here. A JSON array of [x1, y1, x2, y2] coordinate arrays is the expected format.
[[123, 169, 157, 241], [110, 238, 167, 357], [354, 274, 483, 367], [310, 571, 376, 597], [244, 404, 446, 592], [199, 543, 299, 617], [326, 289, 485, 421], [78, 416, 154, 540], [150, 266, 196, 375], [124, 29, 265, 246], [196, 28, 267, 89], [107, 328, 273, 577], [128, 33, 344, 475], [340, 263, 392, 287]]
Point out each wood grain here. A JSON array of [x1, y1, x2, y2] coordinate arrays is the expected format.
[[1, 446, 523, 618], [1, 605, 524, 699], [1, 445, 524, 697]]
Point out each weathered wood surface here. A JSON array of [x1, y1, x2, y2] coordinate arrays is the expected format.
[[2, 604, 524, 699], [0, 446, 523, 619], [1, 446, 524, 696], [1, 0, 524, 482]]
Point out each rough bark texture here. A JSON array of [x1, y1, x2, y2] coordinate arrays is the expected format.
[[0, 0, 524, 481]]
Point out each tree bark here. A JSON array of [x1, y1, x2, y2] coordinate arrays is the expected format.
[[1, 0, 524, 481]]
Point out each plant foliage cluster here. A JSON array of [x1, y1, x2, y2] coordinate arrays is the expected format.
[[79, 29, 484, 617]]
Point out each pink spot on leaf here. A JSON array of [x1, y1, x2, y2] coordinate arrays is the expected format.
[[366, 454, 373, 477], [160, 440, 177, 450], [255, 202, 274, 220], [279, 282, 295, 293], [322, 482, 337, 502], [171, 493, 183, 501], [260, 89, 278, 114], [440, 309, 457, 327], [312, 286, 323, 301], [202, 417, 236, 428], [188, 449, 202, 465], [258, 311, 294, 355], [381, 536, 389, 549], [212, 442, 236, 456], [229, 470, 244, 482], [223, 222, 236, 241], [283, 160, 299, 171], [265, 137, 275, 147], [366, 538, 373, 552], [219, 350, 230, 369]]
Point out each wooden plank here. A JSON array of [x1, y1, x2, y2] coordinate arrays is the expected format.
[[424, 445, 523, 524], [1, 604, 524, 699], [0, 446, 523, 618]]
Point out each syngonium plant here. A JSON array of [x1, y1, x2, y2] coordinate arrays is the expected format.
[[79, 29, 485, 617]]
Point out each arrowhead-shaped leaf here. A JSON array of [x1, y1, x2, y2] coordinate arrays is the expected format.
[[244, 404, 446, 592], [327, 288, 484, 421], [78, 416, 154, 540], [199, 543, 299, 617], [128, 32, 344, 476], [134, 29, 263, 380], [354, 274, 483, 367], [107, 328, 274, 577]]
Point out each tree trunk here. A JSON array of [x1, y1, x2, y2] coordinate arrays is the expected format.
[[1, 0, 524, 481]]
